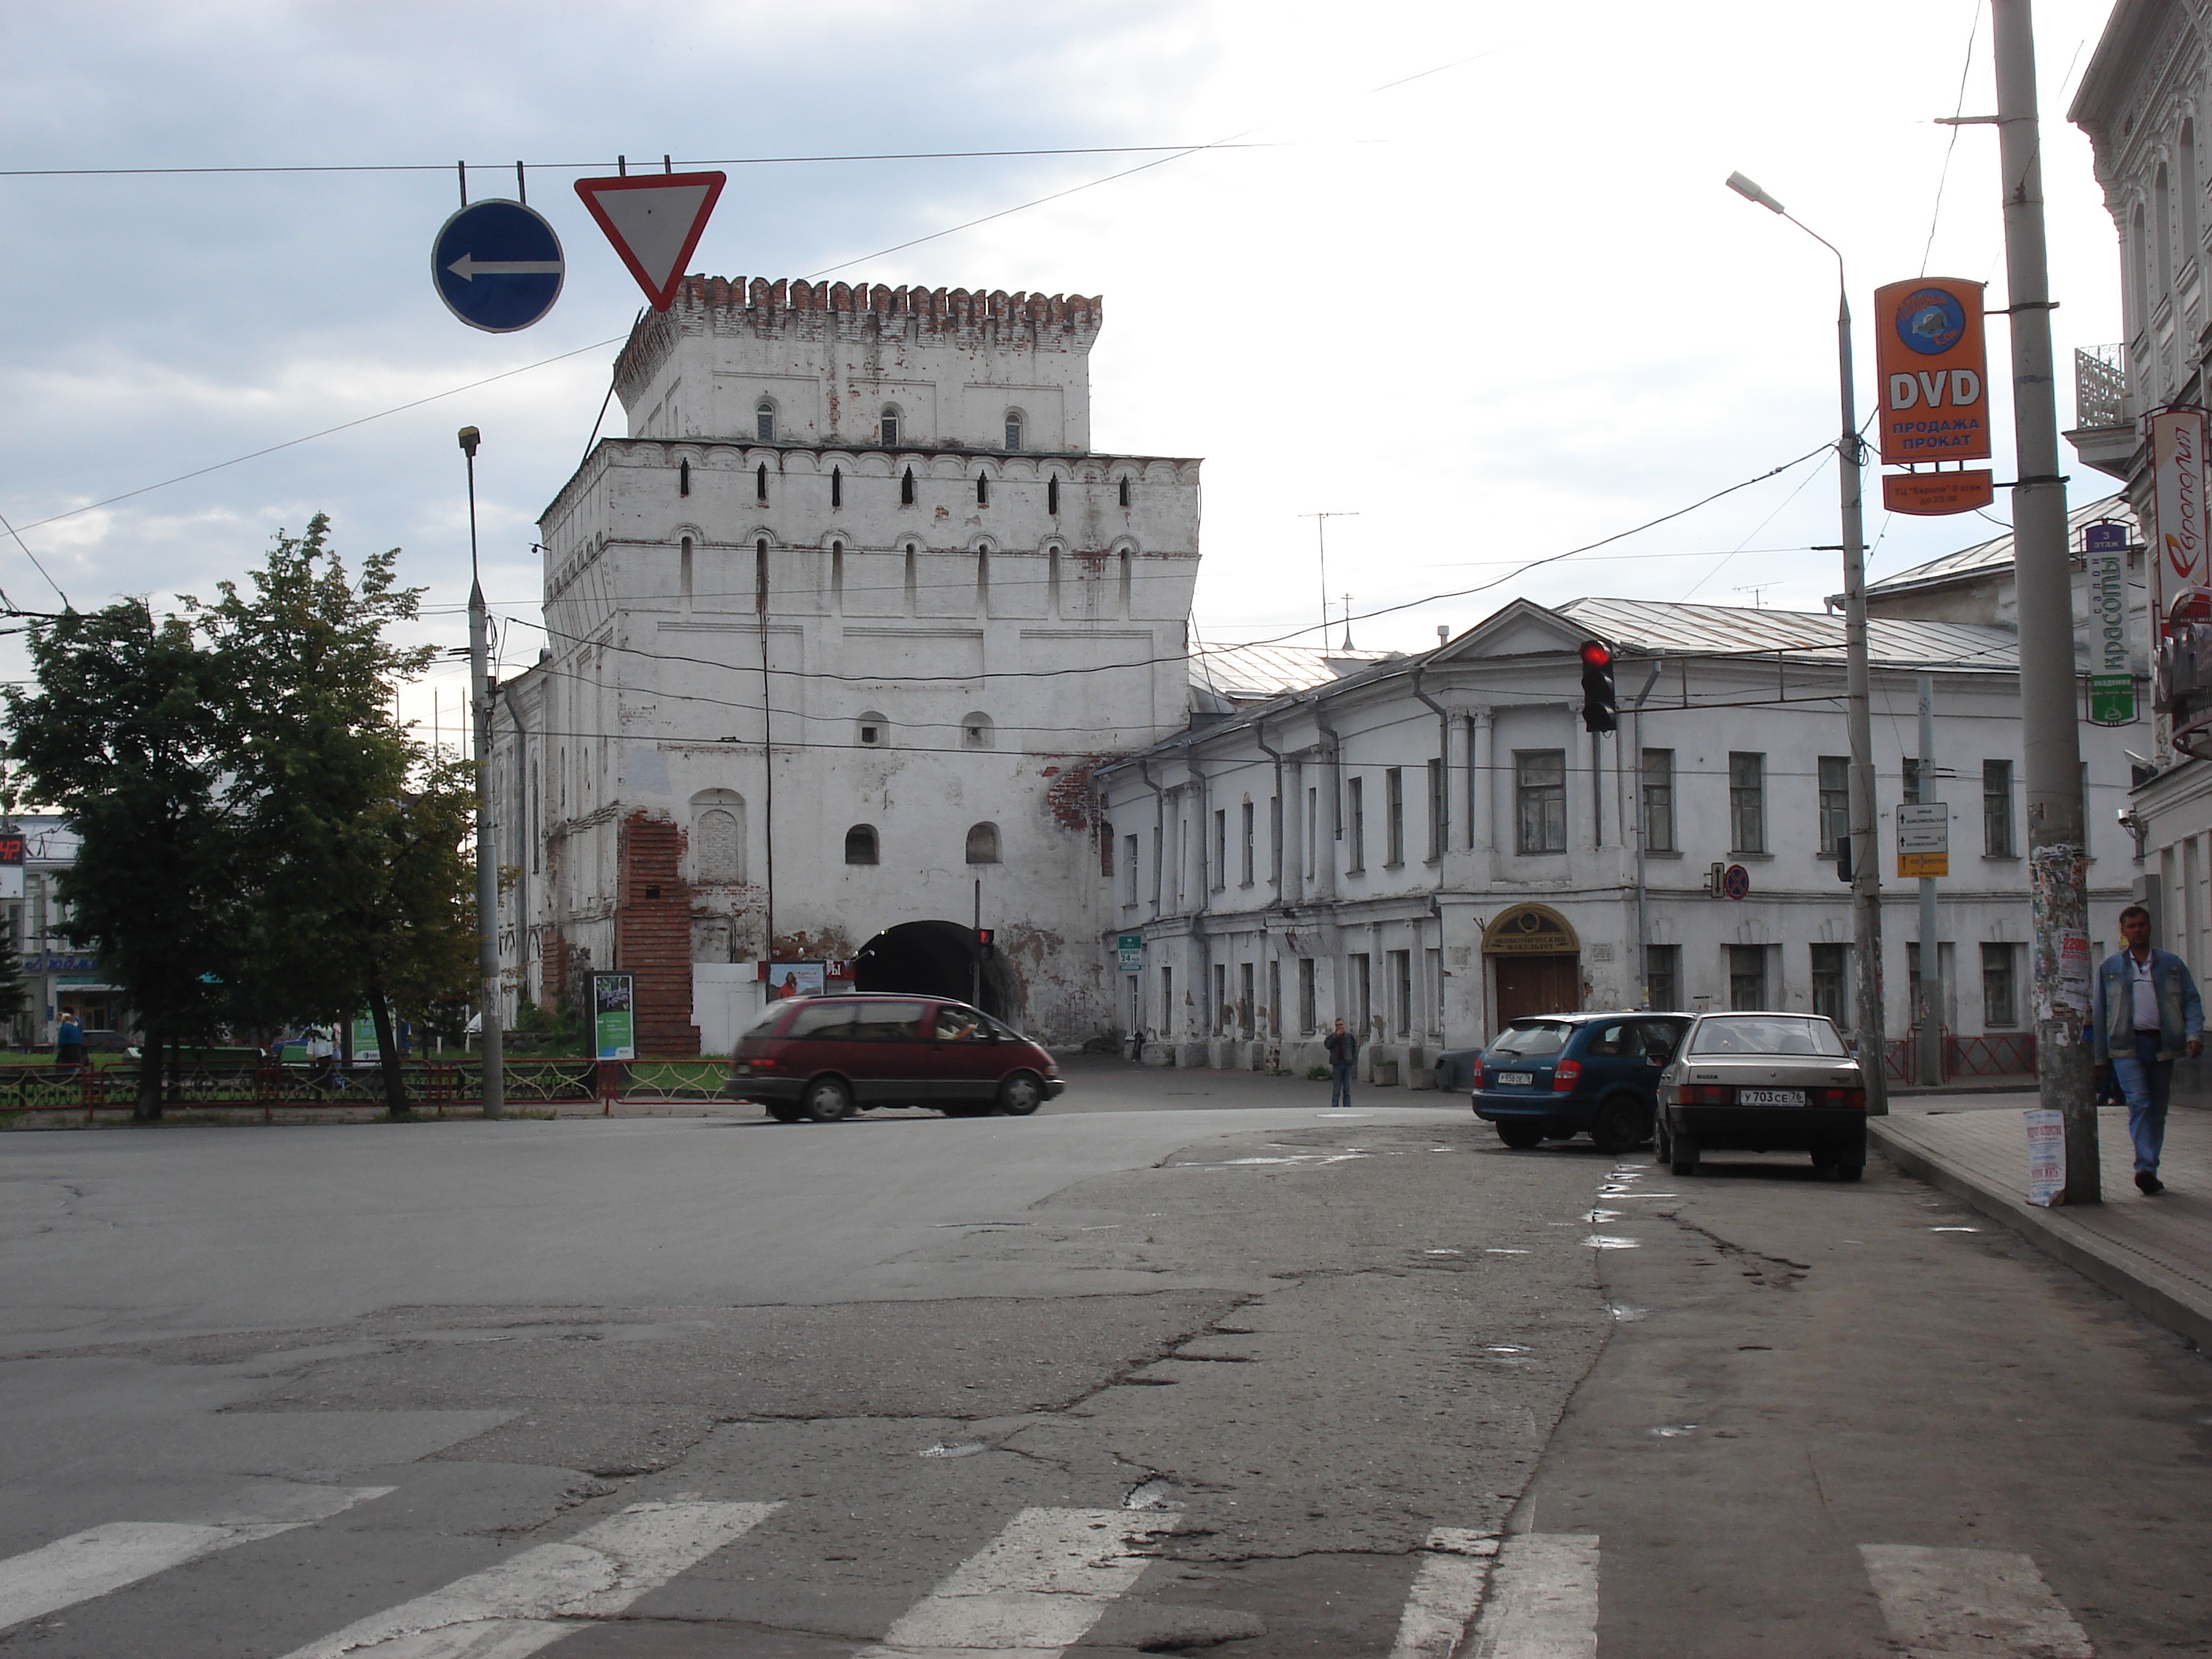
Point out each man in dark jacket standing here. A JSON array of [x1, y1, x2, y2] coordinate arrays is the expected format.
[[1324, 1017, 1358, 1108], [2091, 904, 2203, 1195]]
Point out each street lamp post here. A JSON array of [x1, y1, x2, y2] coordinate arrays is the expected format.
[[1727, 172, 1888, 1112], [459, 426, 504, 1121]]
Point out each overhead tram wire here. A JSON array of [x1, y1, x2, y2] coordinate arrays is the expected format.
[[0, 144, 1287, 181], [0, 46, 1507, 562]]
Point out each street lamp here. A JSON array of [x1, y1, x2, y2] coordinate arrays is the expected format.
[[459, 425, 504, 1121], [1727, 171, 1888, 1113]]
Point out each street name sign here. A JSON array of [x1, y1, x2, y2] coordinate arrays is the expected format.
[[432, 200, 565, 333], [2085, 520, 2136, 724], [573, 171, 727, 311], [1896, 802, 1949, 878]]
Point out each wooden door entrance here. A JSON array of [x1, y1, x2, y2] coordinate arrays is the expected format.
[[1492, 954, 1581, 1026]]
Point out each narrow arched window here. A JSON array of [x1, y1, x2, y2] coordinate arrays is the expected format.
[[965, 822, 1001, 865], [1005, 410, 1024, 450], [756, 400, 776, 442], [856, 709, 888, 747], [756, 537, 769, 610], [901, 467, 916, 506], [976, 473, 990, 506], [844, 824, 880, 865], [881, 405, 900, 446], [1118, 475, 1131, 508], [962, 712, 994, 749], [831, 467, 842, 509], [756, 463, 769, 504], [693, 802, 744, 884], [1047, 476, 1060, 515], [678, 460, 690, 496]]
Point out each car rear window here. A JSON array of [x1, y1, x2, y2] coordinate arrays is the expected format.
[[1490, 1021, 1570, 1057], [739, 1007, 788, 1040], [785, 1002, 856, 1040], [1689, 1016, 1848, 1057], [851, 1001, 928, 1042]]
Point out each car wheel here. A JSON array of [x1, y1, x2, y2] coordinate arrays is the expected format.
[[1811, 1143, 1840, 1174], [766, 1102, 801, 1123], [1591, 1096, 1646, 1157], [1654, 1115, 1672, 1165], [1496, 1121, 1544, 1150], [997, 1071, 1046, 1116], [800, 1077, 855, 1122], [1668, 1131, 1701, 1176]]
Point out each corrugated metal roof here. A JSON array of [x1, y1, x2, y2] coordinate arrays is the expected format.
[[1557, 596, 2027, 669], [1866, 492, 2133, 594], [1189, 643, 1396, 700]]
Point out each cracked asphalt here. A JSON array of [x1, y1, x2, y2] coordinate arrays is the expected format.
[[4, 1064, 2210, 1654]]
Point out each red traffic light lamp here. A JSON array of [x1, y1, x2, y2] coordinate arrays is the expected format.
[[1577, 639, 1618, 733]]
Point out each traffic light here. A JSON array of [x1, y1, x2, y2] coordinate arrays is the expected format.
[[976, 928, 995, 949], [1577, 639, 1617, 734]]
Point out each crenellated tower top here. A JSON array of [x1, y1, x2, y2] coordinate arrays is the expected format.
[[614, 275, 1103, 453]]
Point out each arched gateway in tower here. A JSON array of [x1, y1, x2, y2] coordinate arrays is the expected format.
[[491, 275, 1203, 1053]]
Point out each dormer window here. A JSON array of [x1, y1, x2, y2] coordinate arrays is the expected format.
[[756, 399, 776, 442], [881, 405, 901, 447], [1004, 410, 1024, 451]]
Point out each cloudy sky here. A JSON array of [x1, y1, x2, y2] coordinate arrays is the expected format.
[[0, 1, 2131, 733]]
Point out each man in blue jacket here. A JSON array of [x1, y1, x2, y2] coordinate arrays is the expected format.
[[2091, 905, 2203, 1195]]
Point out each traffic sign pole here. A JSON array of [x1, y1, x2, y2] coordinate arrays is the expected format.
[[1917, 675, 1941, 1087]]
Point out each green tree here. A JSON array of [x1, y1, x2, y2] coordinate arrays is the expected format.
[[194, 515, 468, 1115], [5, 602, 237, 1118]]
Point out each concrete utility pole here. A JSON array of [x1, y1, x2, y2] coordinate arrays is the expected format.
[[1727, 170, 1888, 1112], [1918, 675, 1942, 1087], [460, 427, 504, 1121], [1992, 0, 2094, 1199]]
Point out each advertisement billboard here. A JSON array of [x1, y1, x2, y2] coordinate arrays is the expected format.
[[2084, 521, 2136, 724], [593, 972, 636, 1060], [2151, 405, 2210, 631], [1873, 276, 1993, 515]]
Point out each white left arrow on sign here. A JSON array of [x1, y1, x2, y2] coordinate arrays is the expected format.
[[446, 254, 565, 280]]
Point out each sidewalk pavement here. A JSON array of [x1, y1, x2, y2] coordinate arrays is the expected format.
[[1870, 1099, 2212, 1353]]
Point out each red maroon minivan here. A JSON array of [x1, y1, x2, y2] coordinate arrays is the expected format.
[[723, 994, 1065, 1122]]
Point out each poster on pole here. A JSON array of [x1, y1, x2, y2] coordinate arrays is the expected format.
[[1873, 278, 1993, 515], [2024, 1108, 2066, 1207], [593, 972, 636, 1060], [2151, 406, 2210, 631]]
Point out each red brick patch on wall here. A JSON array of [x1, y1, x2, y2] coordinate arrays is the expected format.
[[617, 811, 702, 1057]]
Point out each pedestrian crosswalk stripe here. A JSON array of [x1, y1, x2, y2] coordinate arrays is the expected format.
[[1859, 1544, 2094, 1659], [856, 1506, 1181, 1657], [1459, 1533, 1600, 1659], [274, 1500, 778, 1659], [0, 1486, 394, 1635], [1388, 1528, 1498, 1659]]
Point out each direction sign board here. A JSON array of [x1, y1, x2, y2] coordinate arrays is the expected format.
[[573, 171, 727, 311], [433, 200, 565, 333], [1117, 933, 1144, 972], [1897, 802, 1949, 878]]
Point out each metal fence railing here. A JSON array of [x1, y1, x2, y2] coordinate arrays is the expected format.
[[0, 1057, 731, 1119], [1883, 1028, 2038, 1086]]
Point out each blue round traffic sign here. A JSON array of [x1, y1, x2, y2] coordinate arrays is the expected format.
[[432, 200, 564, 333]]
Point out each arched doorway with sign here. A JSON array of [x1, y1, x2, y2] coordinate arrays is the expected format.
[[1484, 903, 1581, 1028]]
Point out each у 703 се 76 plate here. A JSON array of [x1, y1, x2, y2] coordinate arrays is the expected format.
[[1737, 1088, 1807, 1106]]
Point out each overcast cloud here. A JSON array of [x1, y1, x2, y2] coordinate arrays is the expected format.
[[0, 1, 2128, 732]]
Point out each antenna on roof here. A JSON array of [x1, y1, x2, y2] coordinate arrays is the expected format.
[[1340, 593, 1354, 652], [1300, 512, 1358, 647], [1733, 584, 1773, 609]]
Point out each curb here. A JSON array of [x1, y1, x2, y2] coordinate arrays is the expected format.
[[1870, 1120, 2211, 1354]]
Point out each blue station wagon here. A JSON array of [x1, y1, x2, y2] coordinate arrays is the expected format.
[[1470, 1012, 1692, 1155]]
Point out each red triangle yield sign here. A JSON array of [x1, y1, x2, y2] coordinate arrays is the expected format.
[[573, 170, 727, 311]]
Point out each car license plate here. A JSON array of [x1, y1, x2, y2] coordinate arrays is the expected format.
[[1496, 1071, 1533, 1086], [1738, 1088, 1806, 1106]]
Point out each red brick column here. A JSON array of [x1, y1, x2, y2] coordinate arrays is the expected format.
[[617, 812, 702, 1057]]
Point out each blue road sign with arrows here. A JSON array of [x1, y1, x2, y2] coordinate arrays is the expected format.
[[432, 200, 564, 333]]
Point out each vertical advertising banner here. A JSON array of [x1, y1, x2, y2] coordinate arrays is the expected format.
[[594, 972, 636, 1060], [2151, 406, 2210, 631], [2084, 521, 2136, 724], [0, 830, 21, 903], [1873, 277, 1995, 515]]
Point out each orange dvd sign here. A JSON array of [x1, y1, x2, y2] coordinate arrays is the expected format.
[[1874, 278, 1990, 467], [1882, 470, 1995, 516]]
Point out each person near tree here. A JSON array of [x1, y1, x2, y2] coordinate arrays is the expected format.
[[54, 1006, 86, 1077], [2091, 904, 2203, 1196]]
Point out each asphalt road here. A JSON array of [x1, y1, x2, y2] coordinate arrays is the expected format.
[[2, 1064, 2207, 1656]]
